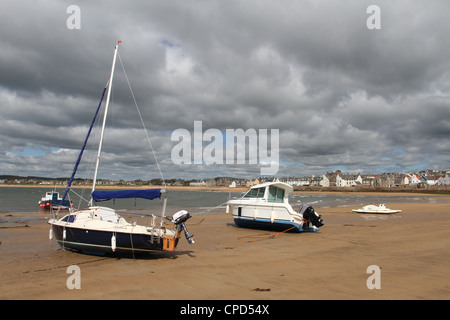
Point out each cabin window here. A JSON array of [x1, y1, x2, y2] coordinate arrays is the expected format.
[[244, 187, 265, 198], [268, 186, 284, 203], [61, 215, 76, 223]]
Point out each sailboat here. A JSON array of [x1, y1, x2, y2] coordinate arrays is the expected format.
[[48, 42, 194, 255]]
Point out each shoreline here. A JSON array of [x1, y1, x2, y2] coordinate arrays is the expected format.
[[1, 183, 449, 197]]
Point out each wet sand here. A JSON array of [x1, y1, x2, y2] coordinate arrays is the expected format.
[[0, 200, 449, 300]]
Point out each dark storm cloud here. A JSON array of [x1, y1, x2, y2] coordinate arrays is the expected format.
[[0, 0, 449, 179]]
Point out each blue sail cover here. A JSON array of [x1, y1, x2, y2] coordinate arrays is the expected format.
[[92, 189, 161, 202]]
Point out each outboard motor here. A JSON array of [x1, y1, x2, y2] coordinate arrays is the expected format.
[[298, 203, 324, 229], [172, 210, 195, 244]]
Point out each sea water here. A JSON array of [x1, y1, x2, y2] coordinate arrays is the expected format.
[[0, 187, 240, 215], [0, 186, 447, 215]]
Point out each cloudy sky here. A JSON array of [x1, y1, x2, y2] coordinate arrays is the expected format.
[[1, 0, 449, 181]]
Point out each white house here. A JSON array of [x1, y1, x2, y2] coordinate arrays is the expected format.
[[436, 173, 450, 186], [299, 177, 311, 186], [310, 175, 321, 187], [320, 174, 330, 187], [284, 177, 310, 186], [402, 175, 410, 185], [189, 181, 206, 187], [336, 174, 362, 187], [407, 174, 421, 186]]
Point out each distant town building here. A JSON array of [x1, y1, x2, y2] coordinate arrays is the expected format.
[[336, 174, 362, 187], [436, 173, 450, 185], [189, 181, 206, 187]]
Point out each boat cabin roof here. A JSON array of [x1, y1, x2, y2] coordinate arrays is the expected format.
[[249, 182, 293, 193], [243, 182, 293, 203]]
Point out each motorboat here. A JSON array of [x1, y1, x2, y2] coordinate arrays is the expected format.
[[226, 181, 324, 232], [39, 191, 72, 210], [352, 203, 401, 214]]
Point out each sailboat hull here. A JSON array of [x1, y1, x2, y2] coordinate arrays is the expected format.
[[51, 224, 175, 255]]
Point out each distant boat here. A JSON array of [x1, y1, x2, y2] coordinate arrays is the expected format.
[[39, 191, 72, 210], [226, 181, 324, 232], [352, 204, 401, 214], [48, 42, 194, 255]]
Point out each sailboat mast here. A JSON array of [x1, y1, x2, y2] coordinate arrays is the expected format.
[[90, 42, 121, 204]]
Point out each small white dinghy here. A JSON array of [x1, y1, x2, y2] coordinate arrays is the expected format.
[[352, 204, 401, 214]]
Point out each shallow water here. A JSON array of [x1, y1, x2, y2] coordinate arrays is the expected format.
[[1, 186, 447, 216]]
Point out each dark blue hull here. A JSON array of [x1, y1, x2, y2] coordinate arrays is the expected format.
[[51, 224, 173, 255], [233, 217, 317, 233]]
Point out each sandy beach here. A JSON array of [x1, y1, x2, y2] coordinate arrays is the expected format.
[[1, 196, 449, 300]]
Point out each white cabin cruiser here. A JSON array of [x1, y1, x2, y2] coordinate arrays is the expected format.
[[352, 204, 401, 214], [226, 182, 324, 232]]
